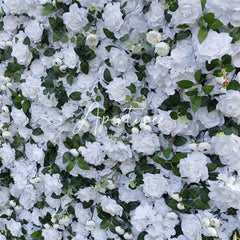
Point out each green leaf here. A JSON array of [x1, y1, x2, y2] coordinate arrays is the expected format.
[[92, 108, 105, 117], [177, 80, 194, 89], [142, 2, 151, 14], [77, 156, 90, 170], [176, 31, 191, 40], [22, 100, 30, 114], [103, 68, 113, 82], [190, 187, 203, 199], [194, 69, 202, 83], [31, 230, 42, 239], [152, 156, 165, 164], [126, 83, 136, 94], [62, 152, 75, 164], [66, 160, 76, 172], [82, 132, 96, 143], [190, 95, 202, 113], [81, 61, 89, 74], [67, 75, 73, 85], [42, 3, 55, 16], [142, 53, 152, 63], [61, 34, 69, 43], [208, 18, 223, 30], [222, 54, 232, 65], [32, 128, 44, 136], [69, 92, 81, 101], [103, 28, 116, 40], [119, 34, 129, 42], [198, 27, 208, 44], [138, 231, 148, 240], [202, 85, 214, 94], [200, 0, 206, 10], [163, 148, 172, 159], [43, 48, 55, 57], [230, 27, 240, 42], [227, 80, 240, 91], [170, 111, 178, 120], [100, 219, 110, 229], [203, 13, 215, 23], [173, 136, 187, 147], [194, 199, 210, 210]]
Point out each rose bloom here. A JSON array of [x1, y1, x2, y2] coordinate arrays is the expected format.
[[143, 173, 167, 198], [178, 152, 209, 183], [109, 48, 130, 72]]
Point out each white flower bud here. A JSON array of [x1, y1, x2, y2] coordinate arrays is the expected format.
[[172, 192, 182, 202], [4, 77, 10, 83], [0, 76, 5, 81], [1, 85, 6, 91], [2, 131, 12, 139], [106, 179, 116, 190], [166, 212, 178, 220], [2, 106, 9, 115], [86, 33, 99, 47], [210, 218, 220, 227], [0, 40, 6, 48], [142, 124, 152, 133], [177, 202, 185, 210], [70, 149, 79, 157], [53, 223, 59, 229], [75, 119, 90, 133], [131, 127, 139, 134], [115, 226, 125, 235], [15, 205, 22, 210], [44, 223, 51, 229], [121, 114, 130, 123], [207, 227, 217, 237], [146, 31, 162, 45], [6, 82, 13, 88], [59, 215, 71, 225], [112, 118, 122, 126], [154, 42, 170, 56], [142, 116, 151, 124], [54, 58, 62, 66], [10, 200, 16, 207], [5, 41, 13, 47], [139, 122, 146, 129], [201, 217, 210, 227], [59, 65, 67, 73], [85, 220, 95, 231], [51, 217, 57, 223], [198, 142, 211, 153], [188, 143, 198, 152], [124, 232, 133, 240]]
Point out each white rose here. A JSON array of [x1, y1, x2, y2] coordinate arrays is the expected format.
[[11, 108, 29, 126], [106, 77, 131, 104], [6, 220, 22, 237], [104, 140, 132, 162], [146, 31, 162, 45], [30, 59, 45, 76], [11, 42, 32, 66], [171, 0, 202, 26], [131, 132, 160, 155], [157, 111, 177, 135], [0, 144, 15, 168], [102, 2, 124, 31], [101, 197, 123, 216], [43, 174, 63, 196], [109, 48, 130, 72], [4, 0, 20, 13], [195, 107, 224, 128], [25, 143, 44, 165], [216, 90, 240, 121], [63, 3, 88, 33], [196, 30, 232, 62], [3, 16, 18, 33], [42, 228, 61, 240], [25, 20, 43, 43], [154, 42, 170, 56], [143, 173, 167, 198], [145, 2, 165, 26], [75, 119, 90, 133], [20, 76, 42, 100], [63, 47, 78, 69], [0, 188, 9, 207], [79, 142, 104, 166], [181, 215, 202, 240], [211, 134, 240, 170], [178, 152, 209, 183]]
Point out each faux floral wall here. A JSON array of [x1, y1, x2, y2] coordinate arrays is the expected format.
[[0, 0, 240, 239]]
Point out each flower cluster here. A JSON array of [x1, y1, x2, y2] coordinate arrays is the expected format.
[[0, 0, 240, 239]]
